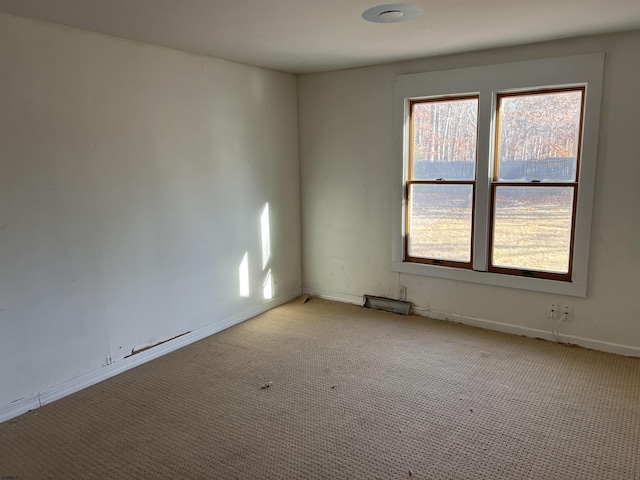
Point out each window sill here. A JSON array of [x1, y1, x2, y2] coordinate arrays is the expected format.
[[392, 261, 587, 297]]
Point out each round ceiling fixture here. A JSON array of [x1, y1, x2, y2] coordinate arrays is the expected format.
[[362, 4, 423, 23]]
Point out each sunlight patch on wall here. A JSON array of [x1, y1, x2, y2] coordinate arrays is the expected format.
[[261, 203, 271, 270], [263, 269, 273, 300], [239, 252, 250, 297]]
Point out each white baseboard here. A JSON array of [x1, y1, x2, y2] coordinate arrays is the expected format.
[[0, 289, 302, 424], [0, 395, 40, 423], [302, 287, 363, 306], [413, 306, 640, 358]]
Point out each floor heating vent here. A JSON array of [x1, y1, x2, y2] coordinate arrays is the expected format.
[[363, 295, 411, 315]]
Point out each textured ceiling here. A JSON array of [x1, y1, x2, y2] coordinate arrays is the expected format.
[[0, 0, 639, 73]]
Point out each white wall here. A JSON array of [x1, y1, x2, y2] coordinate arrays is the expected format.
[[299, 31, 640, 353], [0, 12, 301, 408]]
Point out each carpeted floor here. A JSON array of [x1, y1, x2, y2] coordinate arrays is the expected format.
[[1, 296, 639, 479]]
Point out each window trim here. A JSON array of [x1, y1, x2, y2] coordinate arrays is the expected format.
[[392, 53, 605, 297]]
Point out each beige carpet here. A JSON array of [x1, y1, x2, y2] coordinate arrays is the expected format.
[[1, 297, 639, 479]]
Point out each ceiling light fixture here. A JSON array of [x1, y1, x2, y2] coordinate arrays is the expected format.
[[362, 4, 423, 23]]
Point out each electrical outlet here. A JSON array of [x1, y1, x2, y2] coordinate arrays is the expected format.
[[547, 303, 558, 319], [398, 286, 407, 301], [560, 304, 573, 322]]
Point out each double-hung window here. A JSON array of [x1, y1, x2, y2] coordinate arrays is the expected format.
[[490, 88, 584, 281], [393, 54, 604, 296], [406, 96, 478, 269]]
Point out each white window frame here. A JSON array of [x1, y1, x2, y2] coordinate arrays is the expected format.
[[392, 53, 605, 297]]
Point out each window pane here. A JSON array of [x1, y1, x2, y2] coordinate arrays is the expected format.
[[492, 186, 574, 273], [496, 90, 583, 182], [411, 98, 478, 180], [408, 184, 473, 262]]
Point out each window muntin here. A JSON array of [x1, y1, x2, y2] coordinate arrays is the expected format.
[[406, 96, 478, 267], [489, 88, 585, 280]]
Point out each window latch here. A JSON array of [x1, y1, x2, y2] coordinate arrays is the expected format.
[[436, 178, 445, 181]]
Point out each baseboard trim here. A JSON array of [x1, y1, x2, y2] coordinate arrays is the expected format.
[[0, 395, 41, 423], [1, 288, 302, 424], [302, 287, 363, 306], [413, 306, 640, 358]]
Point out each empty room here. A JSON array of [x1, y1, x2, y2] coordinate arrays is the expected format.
[[1, 0, 639, 478]]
